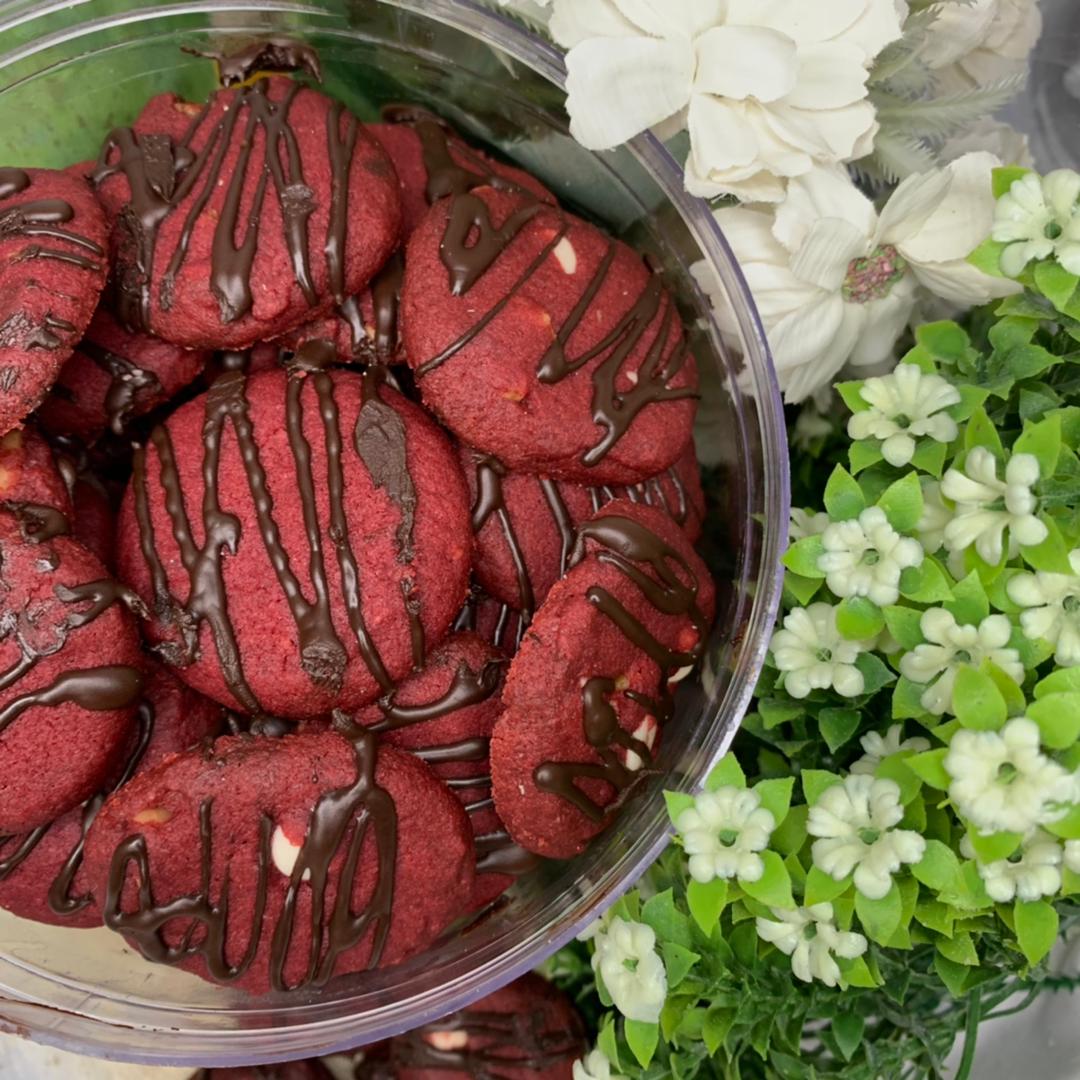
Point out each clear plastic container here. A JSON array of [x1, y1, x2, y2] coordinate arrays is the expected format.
[[0, 0, 788, 1066]]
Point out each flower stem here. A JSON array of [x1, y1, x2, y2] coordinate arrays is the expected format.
[[955, 986, 983, 1080]]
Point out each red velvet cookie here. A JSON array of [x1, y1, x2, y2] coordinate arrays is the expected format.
[[199, 1064, 334, 1080], [38, 307, 209, 441], [383, 972, 587, 1079], [93, 76, 402, 349], [454, 591, 526, 657], [463, 443, 706, 615], [491, 501, 715, 858], [0, 426, 72, 515], [83, 726, 474, 994], [0, 506, 143, 832], [117, 363, 471, 718], [0, 167, 109, 434], [0, 663, 223, 928], [402, 186, 698, 485]]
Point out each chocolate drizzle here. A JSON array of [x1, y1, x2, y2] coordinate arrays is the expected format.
[[79, 339, 164, 435], [186, 38, 324, 88], [372, 659, 501, 732], [104, 719, 397, 991]]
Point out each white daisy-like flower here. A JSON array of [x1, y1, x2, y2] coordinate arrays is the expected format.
[[847, 364, 961, 467], [818, 506, 924, 607], [592, 917, 668, 1023], [941, 449, 1047, 566], [1007, 550, 1080, 668], [992, 170, 1080, 277], [551, 0, 904, 203], [574, 1049, 626, 1080], [695, 156, 1018, 403], [850, 724, 931, 775], [898, 609, 1023, 716], [790, 507, 831, 542], [916, 479, 953, 556], [755, 902, 867, 987], [770, 603, 874, 699], [676, 786, 776, 884], [945, 717, 1079, 835], [807, 775, 926, 899], [964, 829, 1063, 903]]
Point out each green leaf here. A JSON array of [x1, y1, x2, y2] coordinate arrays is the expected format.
[[818, 708, 862, 753], [836, 954, 879, 988], [1036, 667, 1080, 698], [906, 748, 951, 789], [1015, 900, 1059, 966], [937, 930, 979, 966], [899, 557, 954, 604], [703, 1007, 735, 1056], [836, 380, 870, 413], [771, 804, 808, 857], [915, 899, 955, 936], [802, 769, 842, 806], [1022, 516, 1076, 574], [642, 890, 692, 949], [831, 1014, 865, 1063], [966, 829, 1022, 863], [625, 1020, 659, 1069], [781, 535, 827, 578], [964, 407, 1006, 459], [855, 882, 903, 944], [982, 660, 1026, 718], [686, 877, 728, 936], [952, 666, 1007, 731], [911, 438, 949, 478], [876, 750, 925, 806], [934, 952, 972, 996], [849, 440, 884, 475], [598, 1017, 621, 1069], [1046, 803, 1080, 840], [877, 472, 924, 534], [804, 864, 852, 905], [661, 942, 700, 990], [917, 320, 971, 360], [1014, 413, 1063, 479], [758, 696, 804, 730], [665, 791, 696, 827], [968, 237, 1010, 280], [740, 851, 795, 909], [835, 597, 885, 641], [945, 572, 990, 627], [855, 652, 896, 695], [950, 384, 991, 423], [1026, 693, 1080, 750], [885, 605, 926, 651], [992, 165, 1033, 199], [784, 570, 823, 607], [1035, 260, 1080, 315], [706, 755, 746, 791], [754, 777, 794, 826], [893, 676, 931, 720], [824, 466, 867, 522]]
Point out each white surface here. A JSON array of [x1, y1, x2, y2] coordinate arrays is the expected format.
[[0, 1037, 193, 1078]]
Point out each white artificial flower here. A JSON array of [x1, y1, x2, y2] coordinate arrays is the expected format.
[[696, 156, 1018, 403], [921, 0, 1042, 92], [1007, 550, 1080, 668], [945, 717, 1079, 834], [574, 1049, 626, 1080], [676, 786, 776, 883], [941, 449, 1047, 566], [847, 363, 961, 466], [967, 829, 1063, 903], [592, 917, 667, 1023], [551, 0, 905, 203], [850, 724, 931, 775], [916, 479, 953, 556], [992, 171, 1080, 277], [770, 602, 874, 699], [792, 401, 836, 450], [790, 507, 830, 542], [941, 119, 1035, 170], [898, 609, 1023, 716], [807, 775, 926, 899], [818, 506, 924, 607], [755, 903, 867, 987], [1065, 840, 1080, 874]]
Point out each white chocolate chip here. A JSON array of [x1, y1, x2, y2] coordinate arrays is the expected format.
[[133, 808, 172, 825], [425, 1030, 469, 1051], [614, 674, 630, 691], [553, 237, 577, 275], [669, 665, 694, 684], [271, 825, 311, 881], [625, 719, 658, 772], [625, 370, 639, 385]]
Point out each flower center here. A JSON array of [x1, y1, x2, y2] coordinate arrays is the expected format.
[[842, 245, 907, 304], [803, 923, 818, 941], [623, 956, 639, 973], [893, 414, 912, 428], [1065, 595, 1080, 615], [1046, 220, 1064, 240], [1007, 850, 1024, 865], [863, 550, 881, 567], [816, 648, 834, 663], [954, 650, 973, 664], [858, 827, 881, 845], [718, 829, 739, 847], [997, 761, 1019, 785]]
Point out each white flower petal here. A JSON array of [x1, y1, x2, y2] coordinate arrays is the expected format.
[[789, 219, 868, 291], [550, 0, 642, 46], [876, 170, 952, 246], [687, 94, 761, 174], [694, 25, 798, 104], [773, 165, 877, 252], [787, 42, 873, 110]]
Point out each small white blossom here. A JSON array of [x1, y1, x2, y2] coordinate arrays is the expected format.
[[851, 724, 931, 775], [898, 609, 1022, 716], [941, 449, 1047, 566], [847, 364, 961, 467], [818, 506, 923, 607], [992, 170, 1080, 277], [1064, 840, 1080, 874], [807, 775, 926, 899], [755, 903, 867, 987], [965, 829, 1063, 903], [790, 507, 830, 542], [676, 786, 776, 884], [592, 917, 667, 1023], [916, 479, 953, 556], [945, 717, 1079, 834], [771, 603, 873, 699], [574, 1049, 625, 1080], [1007, 550, 1080, 668], [793, 403, 835, 451]]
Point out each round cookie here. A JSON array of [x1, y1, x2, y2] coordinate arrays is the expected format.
[[38, 307, 210, 441], [0, 425, 73, 516], [0, 506, 143, 832], [0, 167, 109, 434], [197, 1064, 334, 1080], [462, 442, 706, 615], [384, 972, 587, 1079], [117, 362, 471, 718], [0, 663, 223, 928], [491, 501, 716, 858], [83, 726, 474, 994], [454, 590, 526, 657], [402, 186, 698, 485], [356, 632, 536, 908], [93, 76, 402, 349]]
